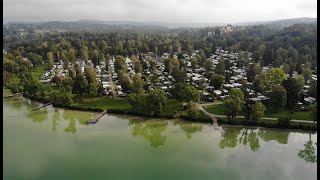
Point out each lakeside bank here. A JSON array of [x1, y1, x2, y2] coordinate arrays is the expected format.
[[4, 87, 316, 132]]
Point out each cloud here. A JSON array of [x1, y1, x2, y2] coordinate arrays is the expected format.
[[3, 0, 317, 23]]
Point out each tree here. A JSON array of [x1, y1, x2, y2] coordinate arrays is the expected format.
[[198, 78, 206, 90], [99, 51, 105, 63], [150, 72, 159, 84], [68, 48, 76, 63], [84, 65, 97, 84], [258, 44, 267, 58], [282, 63, 290, 74], [164, 58, 173, 74], [120, 76, 132, 94], [250, 102, 266, 122], [191, 58, 198, 70], [247, 63, 262, 82], [149, 60, 157, 74], [308, 82, 317, 99], [128, 89, 168, 116], [269, 86, 287, 109], [170, 83, 186, 99], [204, 60, 213, 76], [134, 60, 142, 73], [210, 74, 225, 90], [283, 76, 304, 108], [73, 72, 88, 100], [114, 56, 126, 73], [105, 54, 111, 62], [80, 48, 88, 64], [274, 56, 283, 67], [21, 73, 45, 100], [180, 85, 200, 102], [61, 51, 69, 70], [174, 69, 187, 83], [132, 74, 144, 94], [26, 53, 43, 67], [224, 88, 245, 119], [88, 83, 98, 96], [310, 103, 317, 126], [146, 89, 168, 116], [92, 50, 99, 67], [52, 84, 73, 107], [3, 58, 17, 73], [263, 68, 285, 92], [215, 59, 225, 75], [47, 52, 54, 70], [302, 67, 312, 81], [253, 76, 263, 93]]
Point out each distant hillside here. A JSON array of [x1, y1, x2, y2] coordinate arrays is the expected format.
[[235, 17, 317, 28], [5, 17, 317, 31]]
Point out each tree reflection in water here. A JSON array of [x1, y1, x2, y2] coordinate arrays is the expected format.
[[219, 128, 292, 151], [128, 118, 168, 148], [258, 130, 289, 144], [219, 128, 241, 149], [298, 133, 317, 163], [177, 121, 203, 140], [27, 108, 49, 123], [63, 110, 77, 134]]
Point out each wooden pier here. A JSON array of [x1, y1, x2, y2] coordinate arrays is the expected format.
[[3, 93, 21, 98], [87, 110, 108, 124], [33, 102, 52, 111]]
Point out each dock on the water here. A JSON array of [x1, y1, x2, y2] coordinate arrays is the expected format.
[[3, 93, 21, 98], [87, 110, 108, 124], [33, 102, 52, 111]]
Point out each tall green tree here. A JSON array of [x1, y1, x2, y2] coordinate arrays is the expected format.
[[269, 86, 287, 109], [215, 59, 225, 75], [47, 52, 54, 70], [263, 68, 285, 92], [92, 50, 99, 67], [210, 74, 225, 90], [224, 88, 245, 119], [132, 74, 144, 94], [250, 102, 266, 122], [180, 85, 200, 102], [80, 48, 88, 64], [73, 72, 88, 100]]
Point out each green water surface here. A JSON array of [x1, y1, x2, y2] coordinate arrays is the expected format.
[[3, 91, 317, 180]]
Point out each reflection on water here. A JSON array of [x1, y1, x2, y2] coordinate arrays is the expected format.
[[177, 121, 203, 139], [298, 134, 317, 163], [220, 128, 287, 152], [128, 118, 168, 148], [3, 89, 318, 180]]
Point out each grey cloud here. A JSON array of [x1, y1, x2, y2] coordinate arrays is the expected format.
[[3, 0, 317, 23]]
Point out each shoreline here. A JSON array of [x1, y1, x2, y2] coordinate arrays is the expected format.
[[3, 87, 317, 132]]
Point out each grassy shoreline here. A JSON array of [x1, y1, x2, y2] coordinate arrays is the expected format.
[[4, 86, 317, 132], [204, 103, 314, 121]]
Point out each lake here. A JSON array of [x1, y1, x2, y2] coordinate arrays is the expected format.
[[3, 90, 317, 180]]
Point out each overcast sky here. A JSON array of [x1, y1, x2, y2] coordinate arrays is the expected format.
[[4, 0, 317, 23]]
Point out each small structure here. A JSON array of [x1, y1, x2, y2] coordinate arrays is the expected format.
[[304, 97, 316, 104]]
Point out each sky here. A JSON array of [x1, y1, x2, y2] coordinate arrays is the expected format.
[[3, 0, 317, 23]]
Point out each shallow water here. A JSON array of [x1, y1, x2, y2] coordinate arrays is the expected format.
[[3, 91, 317, 180]]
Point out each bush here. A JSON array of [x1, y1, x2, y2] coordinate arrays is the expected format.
[[67, 105, 103, 112], [278, 116, 291, 127]]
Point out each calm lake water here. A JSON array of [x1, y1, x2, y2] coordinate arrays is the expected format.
[[3, 89, 317, 180]]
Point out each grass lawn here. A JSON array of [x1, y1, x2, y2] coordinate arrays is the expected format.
[[73, 96, 131, 110], [205, 104, 313, 121], [31, 64, 47, 79], [204, 104, 226, 115], [161, 99, 185, 116], [264, 108, 313, 121]]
